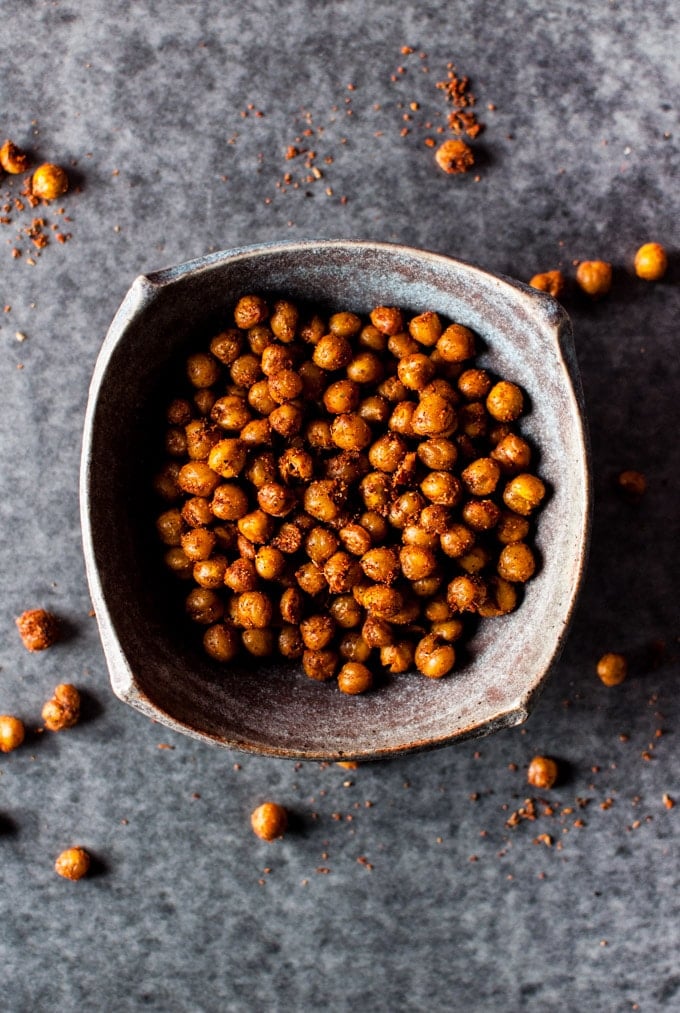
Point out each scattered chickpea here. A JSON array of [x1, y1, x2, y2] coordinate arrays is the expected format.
[[503, 473, 546, 515], [529, 271, 565, 298], [0, 139, 30, 174], [15, 609, 60, 651], [251, 802, 288, 841], [576, 260, 612, 298], [527, 756, 558, 789], [42, 684, 81, 732], [0, 715, 25, 752], [415, 634, 456, 678], [497, 542, 536, 583], [54, 847, 90, 881], [31, 162, 69, 200], [633, 242, 667, 281], [596, 652, 627, 687], [337, 662, 373, 695], [234, 295, 269, 329], [434, 138, 474, 175]]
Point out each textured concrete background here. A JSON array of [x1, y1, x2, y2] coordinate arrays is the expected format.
[[0, 2, 678, 1011]]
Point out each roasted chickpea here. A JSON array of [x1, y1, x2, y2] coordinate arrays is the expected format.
[[368, 432, 407, 473], [329, 311, 362, 337], [447, 575, 487, 612], [193, 555, 228, 589], [399, 545, 437, 581], [181, 496, 213, 527], [420, 472, 462, 506], [380, 641, 414, 674], [409, 310, 442, 347], [242, 629, 275, 656], [204, 623, 240, 662], [167, 398, 193, 426], [411, 394, 457, 437], [256, 482, 296, 518], [165, 427, 188, 457], [268, 369, 304, 405], [362, 585, 404, 618], [596, 652, 627, 686], [359, 511, 389, 543], [303, 649, 339, 681], [210, 395, 250, 432], [236, 590, 273, 629], [461, 499, 501, 531], [461, 457, 501, 496], [457, 368, 492, 400], [411, 575, 442, 598], [527, 756, 558, 790], [617, 469, 646, 501], [210, 330, 243, 365], [247, 379, 278, 416], [576, 260, 612, 298], [362, 616, 394, 648], [359, 472, 391, 513], [0, 139, 30, 174], [194, 388, 221, 417], [277, 447, 313, 483], [496, 511, 530, 544], [303, 480, 343, 522], [358, 323, 387, 351], [360, 546, 400, 584], [388, 332, 420, 359], [402, 524, 438, 549], [338, 523, 372, 557], [269, 403, 304, 438], [185, 353, 219, 389], [415, 634, 455, 678], [300, 614, 336, 650], [255, 546, 287, 581], [436, 324, 475, 362], [337, 661, 373, 694], [346, 350, 384, 385], [417, 438, 458, 471], [388, 401, 417, 437], [241, 419, 272, 446], [270, 299, 299, 342], [477, 576, 517, 617], [358, 394, 390, 425], [529, 270, 565, 298], [329, 594, 363, 629], [181, 528, 216, 561], [424, 597, 453, 622], [491, 433, 531, 473], [486, 381, 524, 422], [497, 542, 536, 582], [458, 545, 491, 574], [186, 588, 224, 624], [0, 715, 25, 752], [234, 294, 269, 329], [304, 527, 339, 565], [31, 162, 69, 200], [278, 624, 304, 659], [271, 521, 304, 555], [370, 306, 404, 335], [338, 632, 371, 663], [185, 420, 220, 460], [330, 413, 372, 451], [246, 452, 278, 489], [324, 552, 363, 593], [280, 587, 304, 624], [306, 419, 334, 450], [313, 333, 353, 370], [439, 523, 475, 558], [377, 375, 409, 402], [208, 440, 247, 479], [634, 242, 667, 281], [295, 561, 328, 596], [164, 547, 193, 578], [156, 508, 183, 546], [503, 474, 546, 515], [398, 353, 436, 391], [300, 314, 326, 345], [238, 510, 275, 544], [54, 847, 90, 881], [230, 353, 262, 388], [429, 618, 464, 642], [154, 461, 181, 501]]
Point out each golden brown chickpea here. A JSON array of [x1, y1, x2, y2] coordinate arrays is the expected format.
[[402, 524, 438, 550], [324, 551, 363, 593], [596, 652, 627, 686], [370, 305, 404, 335], [167, 398, 193, 426], [458, 402, 488, 439], [156, 508, 183, 546], [236, 590, 273, 629], [185, 419, 221, 460], [330, 413, 372, 451], [304, 480, 344, 522], [421, 378, 459, 401], [363, 585, 404, 618], [0, 715, 25, 752], [357, 396, 389, 427], [497, 542, 536, 582], [210, 330, 243, 365], [362, 616, 394, 648], [388, 490, 425, 529], [415, 634, 456, 678], [186, 588, 224, 624], [411, 575, 442, 598], [305, 419, 334, 450], [194, 383, 215, 414], [322, 379, 359, 414], [503, 474, 546, 515], [346, 350, 384, 385], [271, 521, 304, 555], [305, 526, 340, 564], [313, 333, 353, 371], [154, 461, 181, 501], [411, 394, 457, 437], [268, 369, 304, 404], [447, 575, 487, 612], [634, 242, 667, 281], [208, 439, 247, 479], [247, 379, 278, 416], [461, 499, 501, 531], [338, 632, 371, 663], [461, 457, 501, 496], [424, 597, 453, 622], [246, 324, 274, 354], [246, 452, 278, 489], [358, 472, 390, 514], [41, 684, 80, 732], [397, 353, 436, 392], [527, 756, 558, 790], [330, 594, 363, 629], [277, 447, 314, 483], [254, 546, 287, 581], [416, 505, 449, 535], [388, 401, 416, 436], [360, 546, 400, 584], [429, 618, 465, 642], [203, 623, 240, 662], [457, 368, 492, 400], [234, 294, 269, 329], [529, 270, 565, 298], [338, 523, 373, 557], [326, 310, 360, 337], [378, 640, 413, 673], [230, 353, 262, 388], [260, 344, 293, 376], [486, 381, 524, 422], [164, 547, 193, 578], [54, 847, 90, 881], [237, 510, 275, 544], [269, 403, 304, 438], [295, 561, 328, 596], [278, 624, 304, 659], [576, 260, 612, 298], [236, 533, 257, 561], [477, 576, 518, 617], [496, 511, 530, 544], [186, 352, 220, 389], [300, 314, 326, 345], [300, 614, 336, 650], [458, 545, 492, 574], [417, 438, 458, 471], [408, 310, 442, 347], [242, 629, 275, 656], [181, 496, 213, 527], [213, 524, 238, 552], [338, 661, 373, 695], [193, 555, 228, 589], [240, 419, 272, 446], [0, 139, 30, 174], [491, 433, 531, 474], [440, 523, 476, 558], [269, 299, 299, 342], [358, 323, 387, 351], [303, 649, 339, 681], [211, 395, 251, 431], [388, 332, 420, 360], [181, 528, 216, 561], [436, 324, 475, 362], [377, 375, 409, 403], [280, 587, 304, 624], [31, 162, 69, 200], [256, 482, 296, 518], [399, 545, 438, 581], [165, 427, 188, 457], [368, 432, 407, 473], [420, 472, 462, 506], [358, 511, 387, 544]]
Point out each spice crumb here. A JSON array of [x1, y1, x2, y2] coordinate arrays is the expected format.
[[663, 793, 675, 809]]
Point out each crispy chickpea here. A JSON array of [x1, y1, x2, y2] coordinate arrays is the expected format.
[[322, 379, 359, 414], [254, 546, 287, 581], [210, 395, 251, 431], [495, 511, 530, 544], [238, 510, 275, 544], [268, 369, 304, 405], [338, 632, 371, 663], [213, 524, 238, 552], [346, 350, 384, 385], [185, 352, 219, 389], [246, 452, 277, 489], [165, 427, 188, 457], [272, 521, 303, 555], [420, 471, 462, 506], [260, 344, 292, 377], [329, 311, 362, 337], [597, 652, 627, 686], [529, 271, 565, 298], [303, 649, 339, 681], [337, 661, 373, 694], [424, 597, 452, 622], [156, 508, 183, 546], [362, 616, 394, 648], [305, 526, 340, 565], [417, 505, 449, 535], [181, 496, 213, 527], [278, 447, 314, 483], [408, 310, 442, 347], [54, 847, 90, 881], [236, 533, 257, 561], [203, 623, 240, 661], [459, 402, 488, 439], [0, 139, 30, 174], [402, 524, 438, 550], [497, 542, 536, 582], [300, 314, 326, 345], [388, 491, 425, 529], [486, 381, 523, 422], [461, 457, 501, 496], [257, 482, 296, 518], [304, 480, 344, 522], [360, 472, 392, 513], [194, 556, 228, 589], [527, 756, 558, 790], [234, 295, 269, 329], [0, 715, 25, 752], [417, 438, 458, 472], [380, 641, 414, 674], [377, 375, 409, 402], [324, 552, 363, 593], [410, 394, 457, 438], [363, 585, 403, 619], [278, 625, 304, 659], [415, 634, 455, 678], [306, 419, 334, 450], [430, 618, 464, 642], [248, 379, 278, 416], [457, 368, 492, 400], [154, 461, 181, 501], [338, 523, 372, 557], [491, 433, 531, 473], [388, 401, 416, 436], [236, 591, 273, 629], [230, 353, 262, 388], [40, 684, 80, 732], [503, 474, 546, 515], [242, 629, 274, 656], [330, 413, 372, 451], [462, 499, 501, 531], [247, 322, 274, 354], [269, 299, 299, 342], [208, 440, 247, 479], [388, 332, 420, 359], [269, 403, 304, 438], [447, 575, 487, 612], [167, 398, 193, 426], [330, 595, 363, 629], [357, 512, 386, 544], [358, 323, 387, 351], [634, 242, 667, 281], [440, 523, 475, 558], [360, 546, 400, 584], [210, 484, 248, 522], [411, 575, 442, 598], [164, 547, 193, 578], [185, 420, 220, 460], [368, 432, 407, 473], [192, 389, 217, 418], [397, 353, 436, 392], [370, 306, 404, 335], [359, 394, 390, 425], [436, 324, 475, 362], [280, 587, 304, 624], [295, 561, 328, 596], [300, 615, 336, 650], [399, 545, 438, 581], [617, 469, 646, 501], [31, 162, 69, 200], [210, 330, 243, 365], [313, 333, 353, 370], [477, 576, 518, 617], [576, 260, 612, 298], [186, 588, 224, 624]]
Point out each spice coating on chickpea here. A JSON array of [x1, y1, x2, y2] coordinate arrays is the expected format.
[[0, 715, 25, 752], [0, 139, 30, 174], [42, 684, 81, 731], [31, 163, 69, 200], [338, 662, 373, 695], [529, 271, 565, 298], [251, 802, 288, 841], [55, 847, 90, 881], [527, 756, 558, 790], [576, 260, 612, 298], [435, 139, 474, 174], [15, 609, 60, 651], [634, 243, 667, 281], [596, 652, 627, 687]]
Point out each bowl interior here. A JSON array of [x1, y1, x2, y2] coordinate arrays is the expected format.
[[82, 241, 590, 759]]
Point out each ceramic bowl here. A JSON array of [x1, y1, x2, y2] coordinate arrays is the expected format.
[[80, 239, 590, 760]]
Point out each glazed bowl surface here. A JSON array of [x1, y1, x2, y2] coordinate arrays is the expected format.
[[80, 239, 590, 760]]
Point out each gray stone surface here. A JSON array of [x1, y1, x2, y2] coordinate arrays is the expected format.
[[0, 2, 678, 1011]]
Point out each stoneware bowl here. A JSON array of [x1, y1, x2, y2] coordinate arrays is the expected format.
[[80, 239, 590, 760]]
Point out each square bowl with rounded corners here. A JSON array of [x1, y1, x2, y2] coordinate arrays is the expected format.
[[80, 239, 591, 761]]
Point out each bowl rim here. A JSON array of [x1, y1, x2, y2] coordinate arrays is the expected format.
[[80, 238, 592, 759]]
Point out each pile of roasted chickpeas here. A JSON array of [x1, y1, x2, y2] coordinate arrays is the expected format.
[[154, 296, 546, 694]]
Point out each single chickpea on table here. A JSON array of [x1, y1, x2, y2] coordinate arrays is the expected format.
[[153, 294, 549, 695]]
